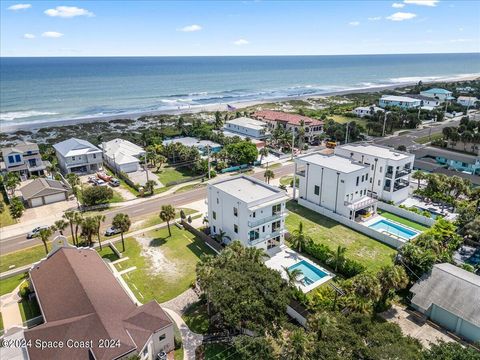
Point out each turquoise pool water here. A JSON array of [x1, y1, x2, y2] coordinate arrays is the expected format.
[[369, 219, 419, 240], [288, 260, 328, 285]]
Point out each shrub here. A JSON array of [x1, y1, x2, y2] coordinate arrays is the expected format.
[[174, 331, 183, 350], [81, 186, 114, 206]]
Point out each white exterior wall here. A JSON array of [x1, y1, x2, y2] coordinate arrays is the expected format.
[[137, 324, 175, 360], [224, 123, 266, 139], [56, 151, 103, 174], [334, 148, 414, 204], [296, 160, 370, 218], [207, 185, 286, 251]]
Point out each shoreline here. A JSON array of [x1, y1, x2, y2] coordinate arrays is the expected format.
[[1, 74, 478, 133]]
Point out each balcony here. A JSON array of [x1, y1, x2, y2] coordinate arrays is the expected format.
[[296, 170, 306, 177], [393, 179, 410, 192], [386, 168, 411, 179], [248, 229, 285, 246], [344, 196, 377, 211], [248, 212, 285, 228]]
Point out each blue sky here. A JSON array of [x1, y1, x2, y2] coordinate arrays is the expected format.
[[1, 0, 479, 56]]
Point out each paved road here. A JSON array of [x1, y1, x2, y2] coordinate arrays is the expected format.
[[0, 164, 295, 254], [373, 117, 462, 150]]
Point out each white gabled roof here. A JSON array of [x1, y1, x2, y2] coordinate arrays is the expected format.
[[53, 138, 101, 157], [101, 139, 144, 165]]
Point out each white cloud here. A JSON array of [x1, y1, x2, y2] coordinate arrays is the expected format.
[[449, 38, 473, 43], [41, 31, 64, 38], [44, 6, 94, 18], [179, 24, 202, 32], [348, 21, 360, 26], [386, 12, 417, 21], [8, 3, 31, 10], [233, 39, 249, 46], [403, 0, 439, 6], [392, 3, 405, 8], [23, 33, 35, 39], [368, 16, 382, 21]]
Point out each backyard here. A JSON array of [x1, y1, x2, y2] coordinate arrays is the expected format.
[[286, 201, 396, 272], [0, 273, 27, 296], [156, 166, 197, 186], [377, 210, 429, 232], [105, 226, 214, 303]]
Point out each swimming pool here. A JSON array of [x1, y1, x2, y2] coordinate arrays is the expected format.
[[288, 260, 329, 285], [368, 219, 419, 240]]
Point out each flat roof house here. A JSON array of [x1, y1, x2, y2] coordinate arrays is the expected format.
[[19, 178, 70, 208], [207, 175, 289, 253], [162, 137, 222, 155], [24, 244, 174, 360], [294, 153, 376, 220], [335, 144, 415, 204], [410, 263, 480, 343], [420, 88, 455, 102], [100, 138, 146, 173], [53, 138, 103, 175], [352, 105, 384, 118], [379, 95, 422, 109], [223, 117, 269, 139], [1, 141, 48, 180], [253, 110, 324, 144]]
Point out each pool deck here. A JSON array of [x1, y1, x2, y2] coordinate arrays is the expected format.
[[265, 245, 333, 293], [362, 215, 421, 241]]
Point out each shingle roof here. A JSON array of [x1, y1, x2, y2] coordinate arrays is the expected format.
[[101, 139, 145, 165], [253, 110, 324, 127], [24, 247, 172, 360], [421, 88, 452, 95], [19, 178, 69, 200], [412, 146, 479, 165], [53, 138, 101, 157], [1, 141, 39, 157], [410, 263, 480, 327]]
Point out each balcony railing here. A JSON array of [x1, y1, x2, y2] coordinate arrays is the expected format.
[[393, 180, 410, 192], [386, 168, 411, 179], [344, 196, 378, 211], [248, 229, 285, 246], [296, 170, 306, 177], [248, 212, 285, 228]]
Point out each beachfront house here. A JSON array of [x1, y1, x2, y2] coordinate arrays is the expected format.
[[1, 141, 48, 180], [335, 143, 415, 204], [408, 94, 442, 111], [420, 88, 454, 103], [207, 175, 289, 253], [379, 95, 421, 109], [100, 138, 146, 173], [352, 105, 384, 118], [223, 117, 270, 139], [253, 110, 324, 144], [162, 137, 222, 156], [53, 138, 103, 175], [24, 242, 175, 360], [457, 96, 478, 107], [410, 263, 480, 343], [294, 153, 377, 220]]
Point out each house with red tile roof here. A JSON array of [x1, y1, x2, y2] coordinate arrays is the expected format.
[[24, 243, 174, 360], [253, 110, 324, 144]]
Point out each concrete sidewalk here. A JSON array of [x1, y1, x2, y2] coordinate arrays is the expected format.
[[163, 307, 203, 360], [0, 282, 24, 332]]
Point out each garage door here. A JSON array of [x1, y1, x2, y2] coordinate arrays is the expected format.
[[30, 197, 44, 207], [44, 193, 66, 204], [120, 162, 139, 173]]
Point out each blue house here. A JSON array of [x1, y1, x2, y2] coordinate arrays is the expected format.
[[413, 147, 480, 175], [410, 263, 480, 343], [420, 88, 455, 102], [379, 95, 421, 109]]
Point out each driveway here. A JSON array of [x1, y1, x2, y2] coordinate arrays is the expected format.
[[128, 169, 163, 188]]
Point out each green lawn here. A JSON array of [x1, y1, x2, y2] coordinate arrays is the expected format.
[[19, 297, 41, 322], [134, 208, 197, 229], [0, 199, 16, 228], [0, 273, 27, 296], [110, 190, 125, 203], [0, 243, 50, 273], [263, 162, 282, 170], [415, 132, 443, 144], [330, 114, 368, 128], [377, 210, 428, 231], [174, 183, 206, 194], [286, 201, 396, 272], [280, 175, 294, 186], [182, 300, 210, 334], [112, 226, 214, 303], [156, 167, 195, 186]]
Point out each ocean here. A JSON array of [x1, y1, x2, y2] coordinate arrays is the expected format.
[[1, 53, 479, 126]]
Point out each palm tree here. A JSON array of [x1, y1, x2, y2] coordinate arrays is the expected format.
[[66, 173, 80, 195], [283, 267, 303, 286], [63, 211, 76, 244], [94, 214, 106, 250], [4, 172, 20, 196], [411, 170, 424, 190], [307, 311, 336, 340], [112, 213, 131, 252], [144, 180, 156, 195], [159, 204, 176, 237], [264, 169, 275, 184], [216, 229, 231, 244], [73, 212, 84, 246], [38, 227, 53, 255], [155, 154, 167, 172], [290, 221, 311, 253], [259, 147, 269, 164], [80, 216, 97, 246], [54, 219, 68, 235], [332, 245, 347, 272], [377, 265, 409, 308]]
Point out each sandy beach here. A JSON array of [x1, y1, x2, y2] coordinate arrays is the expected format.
[[1, 74, 478, 134]]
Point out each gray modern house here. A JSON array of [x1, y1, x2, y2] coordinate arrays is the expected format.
[[1, 141, 48, 179], [53, 138, 103, 175]]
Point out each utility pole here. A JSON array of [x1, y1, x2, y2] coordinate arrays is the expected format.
[[207, 145, 211, 180], [291, 128, 295, 160], [144, 148, 149, 182], [382, 111, 388, 137], [345, 122, 349, 144]]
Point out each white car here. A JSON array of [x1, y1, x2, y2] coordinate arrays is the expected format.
[[95, 179, 107, 187], [105, 226, 121, 236], [27, 226, 50, 239]]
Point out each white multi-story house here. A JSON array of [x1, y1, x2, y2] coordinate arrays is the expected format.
[[100, 138, 146, 173], [53, 138, 103, 175], [223, 117, 269, 139], [335, 143, 415, 204], [1, 141, 47, 179], [207, 175, 289, 252], [253, 110, 324, 144], [420, 88, 454, 103], [379, 95, 422, 109], [352, 105, 384, 118], [294, 153, 377, 220], [408, 94, 442, 111], [457, 96, 478, 107]]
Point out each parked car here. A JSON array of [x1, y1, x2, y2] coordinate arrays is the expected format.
[[109, 178, 120, 187], [105, 226, 121, 236], [94, 179, 107, 187], [87, 176, 96, 183], [27, 226, 50, 239], [156, 352, 167, 360]]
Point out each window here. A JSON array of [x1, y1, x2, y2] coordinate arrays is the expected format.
[[216, 198, 219, 204], [72, 156, 75, 161], [361, 175, 364, 182], [233, 207, 238, 217], [213, 226, 216, 233], [249, 229, 260, 241], [93, 154, 96, 159], [262, 225, 265, 232], [314, 185, 320, 195], [212, 211, 216, 220], [272, 220, 281, 232], [159, 334, 166, 341], [371, 164, 374, 170], [15, 154, 21, 162], [365, 174, 368, 181], [8, 155, 14, 163], [379, 166, 383, 173], [234, 224, 238, 233], [272, 204, 281, 215], [252, 211, 256, 218], [356, 177, 359, 186], [378, 180, 381, 186]]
